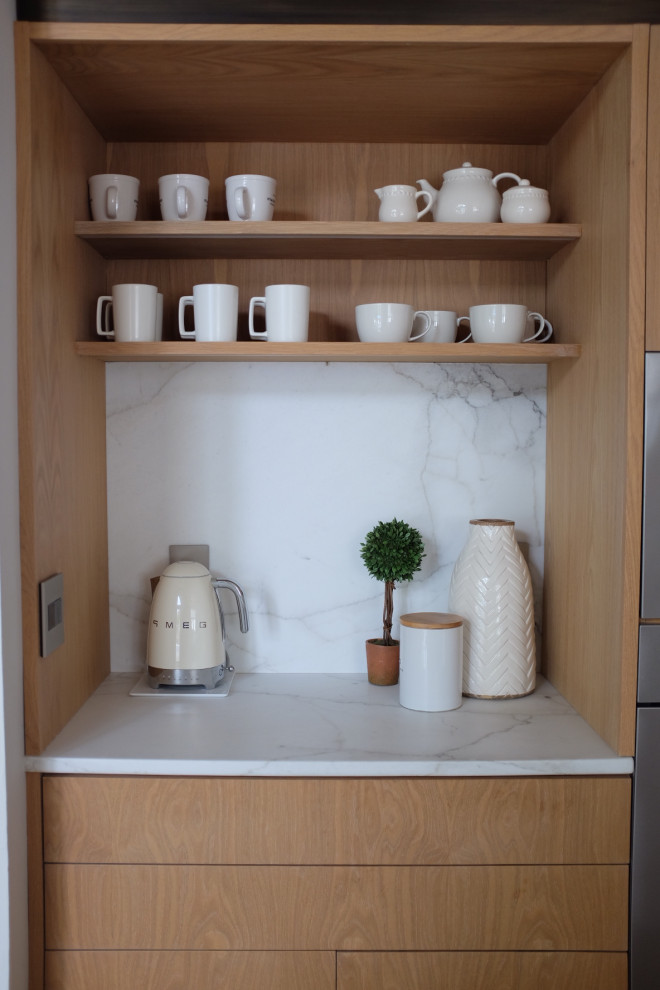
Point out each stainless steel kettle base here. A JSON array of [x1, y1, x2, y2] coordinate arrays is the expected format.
[[129, 669, 235, 699], [148, 663, 227, 690]]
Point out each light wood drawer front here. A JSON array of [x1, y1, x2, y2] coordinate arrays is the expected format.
[[45, 863, 628, 952], [44, 950, 335, 990], [337, 951, 629, 990], [42, 775, 631, 865]]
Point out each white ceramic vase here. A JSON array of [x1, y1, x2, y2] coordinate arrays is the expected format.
[[448, 519, 536, 699]]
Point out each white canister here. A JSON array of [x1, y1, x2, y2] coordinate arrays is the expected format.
[[399, 612, 463, 712]]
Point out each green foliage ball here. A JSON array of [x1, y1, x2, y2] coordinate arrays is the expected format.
[[360, 518, 425, 583]]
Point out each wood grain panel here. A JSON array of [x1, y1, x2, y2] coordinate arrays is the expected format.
[[30, 26, 630, 144], [45, 950, 335, 990], [102, 258, 546, 345], [337, 950, 629, 990], [42, 775, 631, 866], [15, 25, 111, 754], [647, 27, 660, 350], [26, 774, 44, 990], [108, 142, 550, 224], [544, 29, 648, 754], [44, 863, 629, 951]]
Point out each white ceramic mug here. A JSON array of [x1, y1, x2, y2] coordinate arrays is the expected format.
[[412, 309, 471, 343], [158, 173, 209, 221], [88, 173, 139, 221], [225, 174, 277, 221], [96, 284, 159, 342], [459, 303, 553, 344], [355, 303, 431, 343], [178, 284, 239, 342], [249, 284, 310, 342]]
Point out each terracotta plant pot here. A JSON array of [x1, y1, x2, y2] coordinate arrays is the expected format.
[[365, 638, 400, 686]]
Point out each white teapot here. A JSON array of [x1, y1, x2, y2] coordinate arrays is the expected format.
[[492, 172, 551, 223], [375, 183, 434, 222], [417, 164, 501, 222]]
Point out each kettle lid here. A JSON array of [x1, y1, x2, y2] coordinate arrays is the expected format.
[[160, 560, 211, 579]]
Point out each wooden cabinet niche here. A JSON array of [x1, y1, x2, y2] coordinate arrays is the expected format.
[[15, 20, 648, 990]]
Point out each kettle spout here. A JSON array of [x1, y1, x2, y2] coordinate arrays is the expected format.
[[374, 187, 385, 200], [416, 178, 437, 202]]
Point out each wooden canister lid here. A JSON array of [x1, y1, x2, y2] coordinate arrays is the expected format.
[[400, 612, 463, 630]]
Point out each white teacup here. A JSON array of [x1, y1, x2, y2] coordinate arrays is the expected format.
[[412, 309, 471, 343], [225, 174, 277, 221], [460, 303, 553, 344], [178, 284, 239, 342], [88, 173, 139, 221], [356, 303, 431, 343], [96, 284, 158, 342], [249, 284, 310, 342], [158, 173, 209, 221]]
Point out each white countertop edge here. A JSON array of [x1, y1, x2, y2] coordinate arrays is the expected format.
[[24, 755, 634, 776]]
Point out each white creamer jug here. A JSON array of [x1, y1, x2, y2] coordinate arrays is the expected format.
[[374, 183, 434, 222]]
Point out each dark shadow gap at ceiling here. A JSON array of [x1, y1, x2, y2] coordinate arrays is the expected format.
[[14, 0, 660, 24]]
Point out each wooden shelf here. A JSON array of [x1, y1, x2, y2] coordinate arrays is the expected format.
[[75, 221, 581, 261], [74, 341, 581, 363]]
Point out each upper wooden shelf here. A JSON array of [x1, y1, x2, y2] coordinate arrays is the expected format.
[[74, 341, 581, 364], [75, 221, 581, 261], [26, 24, 632, 143]]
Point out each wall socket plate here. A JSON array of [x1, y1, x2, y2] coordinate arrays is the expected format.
[[39, 572, 64, 657], [169, 544, 210, 568]]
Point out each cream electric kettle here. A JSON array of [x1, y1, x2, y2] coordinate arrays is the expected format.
[[147, 561, 249, 689]]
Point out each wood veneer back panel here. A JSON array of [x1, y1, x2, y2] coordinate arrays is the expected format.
[[16, 25, 111, 753], [44, 862, 628, 951], [544, 30, 648, 753], [42, 775, 631, 866]]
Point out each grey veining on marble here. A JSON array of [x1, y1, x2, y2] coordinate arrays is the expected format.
[[105, 361, 547, 676], [25, 673, 632, 777]]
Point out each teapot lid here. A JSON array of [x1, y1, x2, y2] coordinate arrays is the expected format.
[[443, 161, 493, 179], [161, 561, 211, 579]]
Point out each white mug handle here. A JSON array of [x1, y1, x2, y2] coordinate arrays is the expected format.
[[524, 312, 554, 342], [409, 311, 431, 341], [176, 185, 189, 219], [96, 296, 114, 337], [106, 185, 118, 219], [234, 187, 250, 220], [178, 296, 195, 338], [456, 316, 472, 342], [248, 296, 268, 339], [415, 190, 433, 221]]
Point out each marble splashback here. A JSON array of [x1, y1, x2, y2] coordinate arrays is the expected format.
[[106, 361, 546, 674]]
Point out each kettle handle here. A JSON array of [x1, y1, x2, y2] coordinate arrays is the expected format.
[[212, 579, 250, 634], [492, 171, 522, 188]]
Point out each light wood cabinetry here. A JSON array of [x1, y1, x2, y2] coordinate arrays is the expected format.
[[16, 21, 649, 990], [40, 775, 630, 989]]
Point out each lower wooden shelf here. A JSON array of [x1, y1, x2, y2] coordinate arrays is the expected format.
[[75, 340, 581, 363]]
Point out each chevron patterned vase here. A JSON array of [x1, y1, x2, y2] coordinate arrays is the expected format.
[[448, 519, 536, 699]]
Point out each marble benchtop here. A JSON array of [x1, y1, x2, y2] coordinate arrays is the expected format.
[[24, 672, 633, 777]]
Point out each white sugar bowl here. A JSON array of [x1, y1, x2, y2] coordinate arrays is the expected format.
[[493, 172, 551, 224]]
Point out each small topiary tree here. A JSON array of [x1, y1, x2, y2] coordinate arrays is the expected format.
[[360, 518, 426, 646]]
